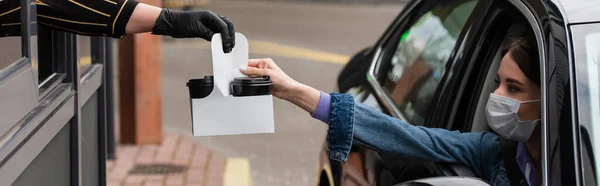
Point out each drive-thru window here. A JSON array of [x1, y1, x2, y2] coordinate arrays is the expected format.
[[0, 1, 113, 185]]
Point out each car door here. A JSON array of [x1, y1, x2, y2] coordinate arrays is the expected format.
[[443, 0, 578, 185]]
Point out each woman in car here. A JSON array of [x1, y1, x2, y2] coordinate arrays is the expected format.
[[240, 36, 542, 186]]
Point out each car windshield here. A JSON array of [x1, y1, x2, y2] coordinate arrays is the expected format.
[[572, 23, 600, 185]]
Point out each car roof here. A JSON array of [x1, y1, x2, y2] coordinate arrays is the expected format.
[[551, 0, 600, 24]]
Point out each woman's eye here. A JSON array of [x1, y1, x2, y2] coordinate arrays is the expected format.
[[508, 85, 521, 93]]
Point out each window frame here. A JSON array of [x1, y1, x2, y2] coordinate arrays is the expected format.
[[435, 0, 572, 184], [37, 26, 69, 99], [452, 0, 554, 184], [365, 0, 423, 121]]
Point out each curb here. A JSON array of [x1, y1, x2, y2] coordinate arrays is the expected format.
[[223, 158, 252, 186]]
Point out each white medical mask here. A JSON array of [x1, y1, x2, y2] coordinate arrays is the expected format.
[[486, 93, 541, 142]]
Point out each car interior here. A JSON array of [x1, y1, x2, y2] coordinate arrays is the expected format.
[[441, 8, 544, 183], [378, 0, 478, 127], [471, 23, 531, 133]]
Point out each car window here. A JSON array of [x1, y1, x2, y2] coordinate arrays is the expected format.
[[572, 23, 600, 186], [381, 0, 477, 125]]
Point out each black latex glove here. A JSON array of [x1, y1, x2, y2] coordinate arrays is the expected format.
[[151, 9, 235, 53]]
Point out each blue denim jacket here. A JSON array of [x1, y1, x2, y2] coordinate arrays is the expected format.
[[324, 93, 524, 186]]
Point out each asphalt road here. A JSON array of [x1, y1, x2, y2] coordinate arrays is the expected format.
[[161, 1, 403, 185]]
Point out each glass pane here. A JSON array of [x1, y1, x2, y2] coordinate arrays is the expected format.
[[348, 86, 383, 112], [572, 23, 600, 186], [81, 92, 99, 186], [13, 124, 71, 186], [0, 0, 23, 70], [0, 37, 22, 70], [78, 36, 92, 74], [37, 25, 56, 83], [382, 0, 477, 125]]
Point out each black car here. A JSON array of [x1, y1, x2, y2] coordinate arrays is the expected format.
[[316, 0, 600, 185]]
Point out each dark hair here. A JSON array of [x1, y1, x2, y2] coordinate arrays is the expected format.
[[501, 37, 541, 86]]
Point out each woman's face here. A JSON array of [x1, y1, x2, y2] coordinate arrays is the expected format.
[[494, 52, 542, 121]]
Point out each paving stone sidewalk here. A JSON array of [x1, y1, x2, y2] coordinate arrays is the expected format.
[[106, 133, 226, 186]]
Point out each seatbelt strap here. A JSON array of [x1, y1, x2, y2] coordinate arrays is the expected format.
[[499, 138, 526, 186]]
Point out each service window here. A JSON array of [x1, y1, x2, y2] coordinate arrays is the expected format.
[[0, 0, 69, 97], [37, 26, 92, 96], [378, 0, 477, 125]]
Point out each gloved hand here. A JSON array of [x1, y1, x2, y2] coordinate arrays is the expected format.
[[151, 9, 235, 53]]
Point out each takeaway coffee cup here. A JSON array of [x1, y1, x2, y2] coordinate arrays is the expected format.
[[186, 76, 214, 99], [230, 76, 272, 97]]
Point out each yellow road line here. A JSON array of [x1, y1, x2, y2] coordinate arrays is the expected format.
[[223, 158, 252, 186], [249, 40, 350, 64], [80, 56, 92, 67], [196, 39, 350, 64]]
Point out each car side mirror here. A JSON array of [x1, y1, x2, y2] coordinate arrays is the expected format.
[[394, 176, 491, 186], [337, 46, 374, 92]]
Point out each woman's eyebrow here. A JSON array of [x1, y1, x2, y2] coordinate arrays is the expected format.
[[506, 78, 525, 86]]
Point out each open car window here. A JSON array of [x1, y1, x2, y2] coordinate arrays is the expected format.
[[380, 0, 477, 126]]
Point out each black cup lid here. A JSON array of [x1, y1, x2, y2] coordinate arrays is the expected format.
[[231, 76, 272, 85], [187, 76, 213, 86]]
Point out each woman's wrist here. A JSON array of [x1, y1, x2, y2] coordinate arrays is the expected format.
[[285, 83, 321, 113], [125, 3, 162, 34]]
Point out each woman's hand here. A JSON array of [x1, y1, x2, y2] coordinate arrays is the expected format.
[[240, 58, 321, 113], [239, 58, 299, 99]]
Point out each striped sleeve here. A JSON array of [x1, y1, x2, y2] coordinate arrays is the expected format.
[[37, 0, 139, 38]]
